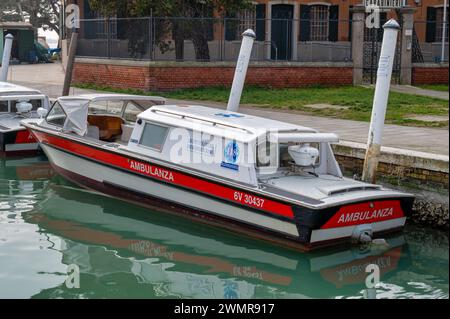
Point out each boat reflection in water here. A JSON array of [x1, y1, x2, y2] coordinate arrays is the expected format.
[[0, 155, 54, 212], [23, 178, 411, 299]]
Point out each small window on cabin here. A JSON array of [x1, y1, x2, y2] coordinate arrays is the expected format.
[[46, 102, 67, 127], [123, 101, 142, 122], [139, 123, 168, 151], [0, 101, 8, 112], [89, 100, 124, 116], [12, 99, 42, 111]]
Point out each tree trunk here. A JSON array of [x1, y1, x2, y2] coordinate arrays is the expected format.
[[172, 20, 185, 61], [191, 30, 210, 61]]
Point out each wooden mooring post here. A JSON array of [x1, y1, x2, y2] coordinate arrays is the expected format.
[[62, 29, 79, 96]]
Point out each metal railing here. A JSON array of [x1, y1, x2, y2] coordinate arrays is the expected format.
[[75, 16, 353, 63]]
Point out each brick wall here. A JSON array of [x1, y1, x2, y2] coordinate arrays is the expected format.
[[412, 64, 449, 85], [73, 59, 353, 91]]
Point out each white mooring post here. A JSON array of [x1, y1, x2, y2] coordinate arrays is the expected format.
[[0, 34, 14, 82], [226, 29, 256, 112], [362, 19, 400, 184]]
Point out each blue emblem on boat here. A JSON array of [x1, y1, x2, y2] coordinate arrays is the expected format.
[[214, 113, 244, 118], [221, 141, 239, 171]]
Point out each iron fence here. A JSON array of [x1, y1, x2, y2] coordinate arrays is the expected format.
[[76, 17, 353, 63]]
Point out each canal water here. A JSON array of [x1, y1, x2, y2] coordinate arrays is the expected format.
[[0, 156, 448, 299]]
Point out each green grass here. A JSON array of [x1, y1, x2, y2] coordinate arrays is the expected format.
[[418, 84, 449, 92], [73, 83, 449, 128]]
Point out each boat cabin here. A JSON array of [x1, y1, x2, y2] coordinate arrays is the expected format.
[[0, 82, 49, 115], [127, 104, 343, 187], [42, 95, 346, 190]]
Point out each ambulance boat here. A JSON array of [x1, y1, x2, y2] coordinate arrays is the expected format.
[[21, 29, 414, 250], [21, 92, 414, 250]]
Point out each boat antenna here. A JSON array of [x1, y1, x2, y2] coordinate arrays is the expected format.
[[0, 34, 14, 82], [226, 29, 256, 113]]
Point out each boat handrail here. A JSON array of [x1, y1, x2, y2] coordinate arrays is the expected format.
[[0, 94, 48, 101], [150, 108, 255, 135]]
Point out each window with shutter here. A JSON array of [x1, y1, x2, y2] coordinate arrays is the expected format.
[[310, 5, 329, 41], [237, 6, 257, 39]]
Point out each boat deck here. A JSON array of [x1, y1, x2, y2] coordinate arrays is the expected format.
[[0, 114, 32, 132]]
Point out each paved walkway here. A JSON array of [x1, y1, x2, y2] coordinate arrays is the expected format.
[[363, 84, 449, 101], [391, 85, 449, 101], [6, 63, 449, 155], [166, 99, 449, 155]]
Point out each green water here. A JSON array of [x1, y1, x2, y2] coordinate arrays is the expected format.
[[0, 156, 448, 299]]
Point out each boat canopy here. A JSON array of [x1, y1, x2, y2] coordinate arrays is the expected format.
[[55, 94, 166, 136], [60, 98, 90, 136]]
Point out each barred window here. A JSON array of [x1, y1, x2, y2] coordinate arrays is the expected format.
[[310, 5, 329, 41], [237, 6, 257, 38], [435, 7, 449, 42]]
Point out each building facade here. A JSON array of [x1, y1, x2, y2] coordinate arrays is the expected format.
[[71, 0, 448, 62], [67, 0, 448, 90]]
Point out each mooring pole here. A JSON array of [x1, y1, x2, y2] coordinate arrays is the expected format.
[[62, 29, 79, 96], [0, 34, 14, 82], [226, 29, 256, 113], [362, 19, 400, 184]]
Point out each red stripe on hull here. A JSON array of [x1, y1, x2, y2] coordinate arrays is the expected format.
[[14, 130, 37, 144], [50, 163, 314, 251], [32, 130, 295, 219]]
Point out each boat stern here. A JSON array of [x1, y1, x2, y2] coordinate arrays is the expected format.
[[293, 195, 414, 249], [0, 125, 39, 156]]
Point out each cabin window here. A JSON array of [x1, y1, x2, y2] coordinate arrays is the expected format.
[[12, 99, 42, 111], [89, 100, 124, 116], [46, 102, 67, 127], [0, 101, 8, 112], [123, 101, 142, 122], [139, 122, 168, 151]]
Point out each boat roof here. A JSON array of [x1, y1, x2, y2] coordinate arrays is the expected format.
[[140, 104, 317, 142], [58, 93, 166, 104], [0, 82, 43, 96]]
